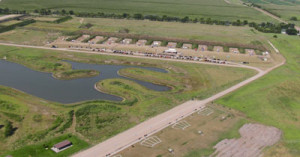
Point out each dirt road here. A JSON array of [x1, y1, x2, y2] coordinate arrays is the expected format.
[[0, 42, 285, 157]]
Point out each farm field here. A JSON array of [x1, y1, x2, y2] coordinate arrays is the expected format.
[[0, 0, 275, 22], [0, 45, 257, 156], [216, 35, 300, 156], [243, 0, 300, 26]]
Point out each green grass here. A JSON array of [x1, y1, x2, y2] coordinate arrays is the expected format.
[[53, 69, 100, 80], [25, 17, 272, 46], [0, 28, 60, 46], [2, 134, 89, 157], [216, 34, 300, 156], [1, 0, 276, 22]]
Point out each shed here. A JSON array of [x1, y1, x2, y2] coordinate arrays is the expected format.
[[182, 44, 192, 49], [152, 41, 161, 47], [167, 42, 177, 48], [51, 140, 72, 153], [198, 45, 207, 51], [136, 39, 147, 46]]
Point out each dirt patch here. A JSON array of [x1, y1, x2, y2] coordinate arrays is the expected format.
[[212, 123, 282, 157]]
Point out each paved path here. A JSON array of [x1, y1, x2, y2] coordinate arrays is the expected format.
[[0, 42, 285, 157]]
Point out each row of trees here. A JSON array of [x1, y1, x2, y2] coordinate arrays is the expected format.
[[0, 8, 26, 14], [1, 7, 299, 35]]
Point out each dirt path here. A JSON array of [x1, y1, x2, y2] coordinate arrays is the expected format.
[[0, 42, 285, 157], [0, 14, 22, 22], [212, 123, 282, 157]]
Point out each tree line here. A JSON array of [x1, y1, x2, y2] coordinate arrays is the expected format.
[[0, 7, 299, 35]]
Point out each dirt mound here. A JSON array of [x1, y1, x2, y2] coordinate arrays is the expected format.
[[212, 123, 281, 157]]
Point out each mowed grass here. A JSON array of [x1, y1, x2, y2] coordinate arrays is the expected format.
[[25, 17, 269, 45], [0, 28, 61, 46], [1, 0, 274, 22], [2, 134, 89, 157], [216, 35, 300, 156]]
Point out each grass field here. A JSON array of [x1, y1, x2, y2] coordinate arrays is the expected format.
[[23, 17, 271, 46], [0, 28, 60, 46], [0, 44, 257, 156], [3, 134, 89, 157], [1, 0, 275, 22], [216, 34, 300, 156], [243, 0, 300, 25]]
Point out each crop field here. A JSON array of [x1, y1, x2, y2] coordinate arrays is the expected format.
[[216, 35, 300, 156], [0, 44, 257, 156], [0, 0, 275, 22], [243, 0, 300, 25]]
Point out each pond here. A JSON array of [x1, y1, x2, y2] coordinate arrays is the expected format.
[[0, 60, 170, 103]]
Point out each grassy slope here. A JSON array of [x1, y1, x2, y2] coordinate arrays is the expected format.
[[1, 0, 274, 22], [216, 35, 300, 156]]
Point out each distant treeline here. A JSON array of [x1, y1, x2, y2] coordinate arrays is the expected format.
[[0, 19, 36, 33], [1, 7, 299, 35]]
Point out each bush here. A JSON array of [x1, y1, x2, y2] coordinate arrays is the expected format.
[[223, 46, 229, 52], [82, 35, 96, 43], [176, 42, 183, 48], [161, 41, 168, 46], [52, 16, 72, 24], [238, 48, 246, 54], [290, 17, 298, 21], [146, 40, 153, 45], [4, 120, 14, 137], [0, 19, 36, 33], [66, 34, 82, 41], [207, 45, 214, 51]]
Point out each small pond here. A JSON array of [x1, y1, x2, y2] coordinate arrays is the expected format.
[[0, 60, 169, 103]]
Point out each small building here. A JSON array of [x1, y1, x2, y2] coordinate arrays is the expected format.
[[105, 37, 118, 45], [281, 29, 287, 34], [136, 39, 147, 46], [182, 44, 192, 49], [213, 46, 223, 52], [121, 38, 132, 45], [152, 41, 161, 47], [229, 48, 239, 54], [51, 140, 73, 153], [167, 42, 177, 48], [246, 49, 255, 56], [198, 45, 207, 51]]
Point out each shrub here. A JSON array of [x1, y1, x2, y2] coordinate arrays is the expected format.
[[4, 120, 14, 137], [53, 16, 72, 24], [207, 45, 214, 51], [161, 41, 168, 46]]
